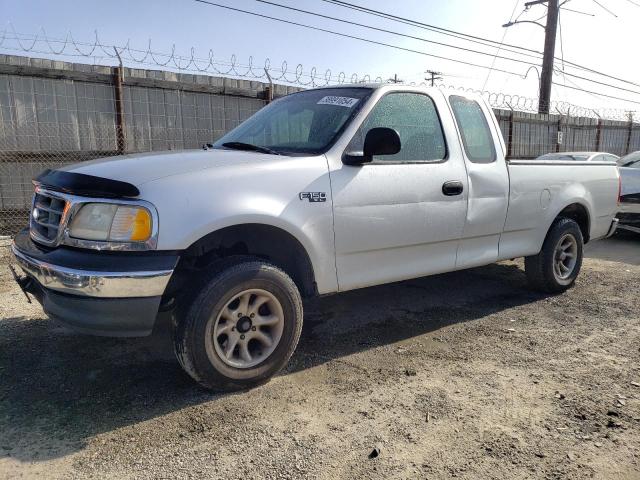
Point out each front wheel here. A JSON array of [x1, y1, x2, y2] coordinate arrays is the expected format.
[[525, 218, 584, 293], [173, 259, 303, 391]]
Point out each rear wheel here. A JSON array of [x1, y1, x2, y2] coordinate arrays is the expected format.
[[525, 218, 584, 293], [173, 258, 303, 391]]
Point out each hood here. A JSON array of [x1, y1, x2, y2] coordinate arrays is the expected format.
[[60, 149, 284, 186]]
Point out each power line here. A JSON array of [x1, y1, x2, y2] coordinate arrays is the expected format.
[[553, 82, 640, 105], [558, 69, 640, 96], [193, 0, 527, 77], [224, 0, 640, 99], [591, 0, 618, 17], [483, 0, 521, 90], [313, 0, 640, 108], [322, 0, 640, 90], [560, 6, 595, 16], [319, 0, 545, 56], [272, 0, 640, 98], [193, 0, 640, 100], [560, 72, 613, 104], [249, 0, 543, 69]]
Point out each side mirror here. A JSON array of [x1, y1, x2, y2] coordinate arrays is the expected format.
[[342, 127, 401, 166]]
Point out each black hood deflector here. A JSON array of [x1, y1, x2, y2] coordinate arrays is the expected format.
[[34, 169, 140, 198]]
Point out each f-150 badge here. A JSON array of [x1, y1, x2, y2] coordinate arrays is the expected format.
[[299, 192, 327, 203]]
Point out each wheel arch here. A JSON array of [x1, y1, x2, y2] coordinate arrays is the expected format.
[[174, 223, 317, 298], [552, 202, 591, 243]]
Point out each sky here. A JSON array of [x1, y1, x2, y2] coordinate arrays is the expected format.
[[1, 0, 639, 115]]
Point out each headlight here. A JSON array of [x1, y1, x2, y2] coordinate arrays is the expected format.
[[69, 203, 153, 243]]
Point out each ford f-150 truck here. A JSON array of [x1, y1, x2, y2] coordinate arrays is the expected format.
[[11, 84, 620, 390]]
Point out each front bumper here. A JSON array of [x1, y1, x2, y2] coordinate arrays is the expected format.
[[12, 245, 173, 298], [11, 229, 179, 337]]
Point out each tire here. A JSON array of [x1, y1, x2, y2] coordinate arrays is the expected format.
[[525, 217, 584, 293], [173, 257, 303, 391]]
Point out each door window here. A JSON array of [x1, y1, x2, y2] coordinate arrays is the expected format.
[[449, 95, 497, 163], [347, 92, 447, 162]]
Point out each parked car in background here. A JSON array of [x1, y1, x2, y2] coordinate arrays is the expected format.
[[618, 150, 640, 167], [537, 152, 619, 162], [618, 155, 640, 233]]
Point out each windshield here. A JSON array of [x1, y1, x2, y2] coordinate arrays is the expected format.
[[537, 153, 590, 161], [618, 151, 640, 167], [213, 87, 373, 155]]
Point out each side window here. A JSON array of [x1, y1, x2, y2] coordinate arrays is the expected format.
[[347, 92, 447, 162], [449, 95, 497, 164]]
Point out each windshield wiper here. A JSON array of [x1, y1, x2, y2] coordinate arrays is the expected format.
[[221, 142, 281, 155]]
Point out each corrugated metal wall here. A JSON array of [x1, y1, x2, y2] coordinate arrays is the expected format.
[[0, 55, 284, 231], [1, 54, 640, 235]]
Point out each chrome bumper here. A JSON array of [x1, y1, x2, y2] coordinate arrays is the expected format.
[[11, 244, 173, 298]]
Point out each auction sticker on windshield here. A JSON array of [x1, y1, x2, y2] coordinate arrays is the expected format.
[[317, 96, 360, 108]]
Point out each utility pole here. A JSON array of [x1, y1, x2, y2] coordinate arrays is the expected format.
[[388, 73, 403, 84], [425, 70, 443, 87], [503, 0, 559, 114], [538, 0, 559, 114]]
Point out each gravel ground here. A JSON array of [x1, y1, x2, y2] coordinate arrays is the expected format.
[[0, 234, 639, 480]]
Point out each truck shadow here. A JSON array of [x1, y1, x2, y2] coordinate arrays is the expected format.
[[0, 261, 546, 462], [584, 231, 639, 266]]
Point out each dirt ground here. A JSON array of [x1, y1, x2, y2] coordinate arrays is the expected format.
[[0, 233, 639, 480]]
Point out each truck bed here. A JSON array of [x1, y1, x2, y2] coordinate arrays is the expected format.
[[499, 159, 619, 260]]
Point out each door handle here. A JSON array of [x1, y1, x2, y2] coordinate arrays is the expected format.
[[442, 180, 464, 196]]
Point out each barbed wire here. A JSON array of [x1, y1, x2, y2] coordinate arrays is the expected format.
[[0, 25, 636, 121], [0, 26, 385, 87], [429, 83, 635, 120]]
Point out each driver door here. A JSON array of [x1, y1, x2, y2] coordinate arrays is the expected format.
[[329, 91, 469, 291]]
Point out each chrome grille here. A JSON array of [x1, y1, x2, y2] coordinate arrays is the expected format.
[[30, 191, 67, 245]]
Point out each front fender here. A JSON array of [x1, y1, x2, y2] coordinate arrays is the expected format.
[[137, 156, 338, 294]]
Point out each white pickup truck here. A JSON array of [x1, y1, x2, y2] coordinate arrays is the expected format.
[[11, 84, 620, 390]]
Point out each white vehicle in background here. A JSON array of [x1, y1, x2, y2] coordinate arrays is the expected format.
[[536, 151, 620, 162], [617, 151, 640, 233], [11, 84, 621, 391], [618, 151, 640, 167]]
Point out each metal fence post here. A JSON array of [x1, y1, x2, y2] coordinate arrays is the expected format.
[[264, 68, 274, 104], [113, 47, 126, 154], [506, 103, 514, 160], [555, 108, 563, 153], [625, 112, 634, 155], [595, 116, 603, 152]]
